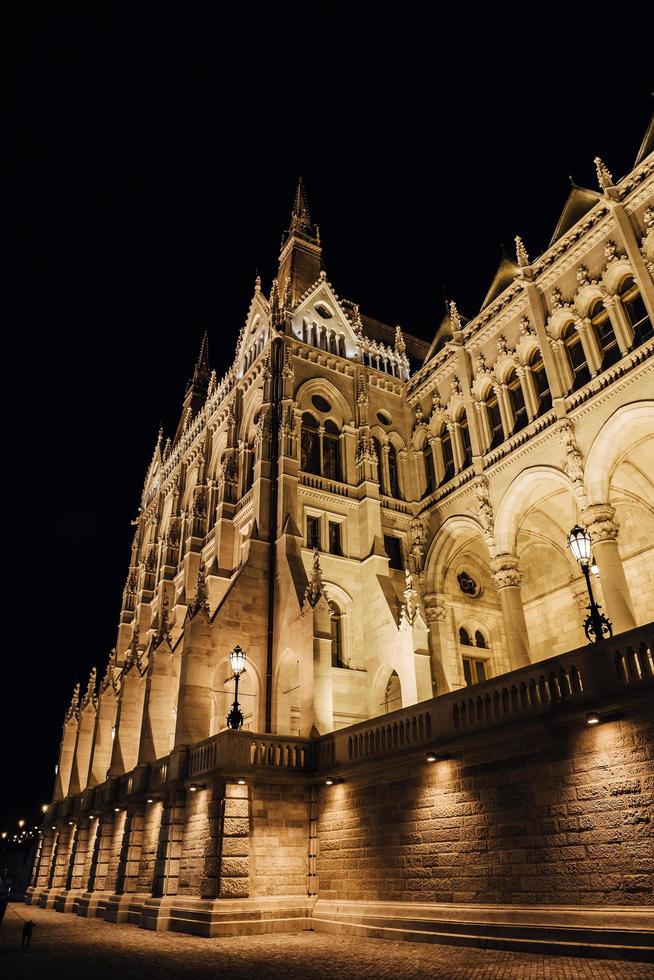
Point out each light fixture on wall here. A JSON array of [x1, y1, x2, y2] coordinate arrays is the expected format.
[[237, 779, 246, 785], [586, 711, 600, 726], [227, 645, 247, 730], [146, 798, 153, 804], [568, 525, 612, 643]]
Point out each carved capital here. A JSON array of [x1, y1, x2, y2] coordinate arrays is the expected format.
[[423, 592, 447, 624], [491, 553, 522, 589], [582, 503, 619, 543]]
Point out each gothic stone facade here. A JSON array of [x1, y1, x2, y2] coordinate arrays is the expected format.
[[29, 125, 654, 951]]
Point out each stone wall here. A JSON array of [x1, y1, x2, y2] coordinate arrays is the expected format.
[[250, 781, 309, 898], [317, 703, 654, 907]]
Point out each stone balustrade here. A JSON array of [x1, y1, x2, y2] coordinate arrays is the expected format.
[[48, 623, 654, 822]]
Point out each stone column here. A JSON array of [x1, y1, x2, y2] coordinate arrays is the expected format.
[[423, 593, 453, 694], [34, 828, 56, 890], [87, 811, 115, 893], [52, 824, 74, 889], [582, 504, 637, 634], [152, 791, 186, 897], [492, 554, 531, 668], [218, 781, 250, 898], [115, 807, 145, 894]]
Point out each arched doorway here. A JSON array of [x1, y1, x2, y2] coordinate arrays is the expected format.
[[380, 670, 402, 714]]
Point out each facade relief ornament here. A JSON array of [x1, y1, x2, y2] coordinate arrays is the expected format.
[[491, 553, 522, 590], [409, 518, 425, 575], [399, 567, 419, 630], [519, 316, 535, 340], [556, 419, 586, 504], [604, 240, 622, 264], [473, 475, 495, 547], [643, 207, 654, 232], [65, 682, 80, 723], [394, 325, 406, 355], [582, 503, 620, 544], [191, 557, 211, 618], [576, 265, 590, 286], [448, 301, 462, 332], [423, 592, 447, 625], [594, 156, 614, 191], [515, 235, 530, 268], [82, 667, 97, 710]]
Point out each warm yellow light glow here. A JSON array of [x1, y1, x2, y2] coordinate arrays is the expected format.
[[18, 819, 25, 828], [426, 752, 437, 763], [41, 804, 49, 814], [586, 711, 600, 726], [325, 778, 334, 785]]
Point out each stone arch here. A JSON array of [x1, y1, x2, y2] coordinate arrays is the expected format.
[[425, 514, 488, 595], [239, 385, 264, 443], [602, 258, 634, 296], [574, 282, 606, 318], [294, 377, 352, 428], [494, 352, 519, 383], [370, 663, 403, 716], [584, 401, 654, 506], [494, 465, 575, 556]]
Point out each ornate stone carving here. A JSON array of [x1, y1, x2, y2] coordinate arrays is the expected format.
[[65, 682, 80, 722], [594, 156, 614, 191], [394, 325, 406, 355], [423, 592, 447, 624], [409, 519, 425, 574], [556, 419, 585, 488], [154, 591, 172, 647], [582, 503, 620, 543], [644, 207, 654, 231], [515, 235, 529, 268], [355, 433, 377, 466], [357, 373, 368, 406], [449, 301, 462, 332], [491, 554, 522, 589], [473, 475, 494, 542], [399, 567, 418, 630], [519, 315, 535, 339], [82, 668, 97, 709], [576, 265, 590, 286], [191, 557, 210, 617]]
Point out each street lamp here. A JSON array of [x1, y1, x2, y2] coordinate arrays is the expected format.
[[227, 645, 247, 730], [568, 525, 612, 643]]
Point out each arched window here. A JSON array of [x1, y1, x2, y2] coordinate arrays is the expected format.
[[244, 448, 255, 493], [300, 413, 320, 475], [459, 626, 471, 646], [387, 442, 401, 498], [506, 369, 528, 433], [372, 436, 384, 491], [589, 298, 621, 369], [562, 322, 591, 391], [330, 602, 345, 667], [619, 277, 653, 345], [457, 410, 473, 469], [529, 350, 551, 415], [424, 441, 436, 494], [474, 630, 487, 649], [440, 426, 454, 482], [486, 391, 504, 449], [323, 420, 341, 480]]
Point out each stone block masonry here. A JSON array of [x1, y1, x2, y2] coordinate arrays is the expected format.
[[317, 705, 654, 908]]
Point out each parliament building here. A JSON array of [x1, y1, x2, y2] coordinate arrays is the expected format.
[[28, 116, 654, 958]]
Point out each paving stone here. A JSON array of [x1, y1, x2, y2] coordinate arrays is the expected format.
[[0, 905, 651, 979]]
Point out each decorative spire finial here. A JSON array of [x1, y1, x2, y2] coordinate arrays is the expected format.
[[394, 324, 406, 355], [65, 682, 80, 722], [515, 235, 530, 268], [448, 301, 461, 331], [594, 157, 614, 191]]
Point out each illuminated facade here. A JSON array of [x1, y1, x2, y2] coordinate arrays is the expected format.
[[29, 118, 654, 951]]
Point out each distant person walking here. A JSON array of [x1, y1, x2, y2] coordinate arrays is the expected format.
[[0, 869, 12, 928]]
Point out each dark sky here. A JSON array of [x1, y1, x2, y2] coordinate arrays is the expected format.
[[2, 1, 652, 830]]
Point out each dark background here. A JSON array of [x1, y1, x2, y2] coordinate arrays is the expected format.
[[1, 1, 652, 832]]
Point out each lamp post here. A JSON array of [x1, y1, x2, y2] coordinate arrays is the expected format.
[[568, 525, 612, 643], [227, 645, 247, 730]]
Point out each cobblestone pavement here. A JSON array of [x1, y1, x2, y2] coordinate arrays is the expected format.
[[0, 904, 652, 980]]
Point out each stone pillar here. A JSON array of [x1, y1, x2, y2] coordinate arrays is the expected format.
[[87, 811, 115, 892], [583, 504, 637, 634], [313, 629, 334, 736], [115, 807, 145, 894], [218, 781, 250, 898], [34, 828, 56, 890], [152, 791, 186, 897], [423, 593, 454, 694], [492, 555, 531, 668], [52, 823, 74, 889], [200, 782, 224, 899]]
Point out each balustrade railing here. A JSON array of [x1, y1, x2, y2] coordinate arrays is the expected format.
[[61, 624, 653, 811]]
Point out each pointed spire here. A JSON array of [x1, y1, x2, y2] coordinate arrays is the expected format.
[[191, 558, 210, 618], [292, 177, 311, 228], [278, 178, 322, 298], [594, 156, 614, 191], [515, 235, 530, 268], [83, 667, 97, 708], [448, 300, 462, 332], [304, 549, 326, 609], [65, 682, 80, 722], [192, 330, 211, 385], [394, 325, 406, 356]]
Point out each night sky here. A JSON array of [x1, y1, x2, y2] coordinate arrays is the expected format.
[[2, 1, 652, 831]]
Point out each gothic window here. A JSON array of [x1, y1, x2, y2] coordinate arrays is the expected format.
[[372, 436, 384, 490], [424, 442, 436, 494], [486, 392, 504, 449], [529, 350, 552, 415], [301, 413, 320, 474], [440, 426, 455, 481], [562, 323, 591, 391], [620, 277, 653, 345], [474, 629, 487, 649], [328, 520, 342, 556], [459, 626, 471, 646], [457, 410, 472, 469], [306, 515, 321, 550], [330, 602, 345, 667], [590, 299, 621, 369], [506, 369, 528, 433], [387, 442, 401, 498], [244, 449, 254, 493], [462, 656, 487, 686], [323, 419, 341, 481], [383, 534, 403, 570]]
